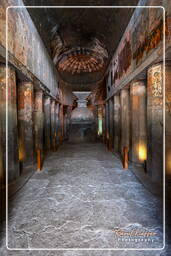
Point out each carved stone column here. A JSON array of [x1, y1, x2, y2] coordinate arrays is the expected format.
[[51, 100, 56, 151], [58, 104, 64, 144], [0, 64, 6, 184], [0, 65, 19, 183], [147, 63, 163, 182], [44, 96, 51, 151], [120, 89, 130, 154], [18, 81, 34, 171], [130, 80, 147, 164], [105, 101, 109, 147], [55, 102, 60, 148], [109, 97, 114, 150], [165, 63, 171, 182], [102, 104, 105, 143], [113, 94, 121, 153], [34, 90, 44, 152]]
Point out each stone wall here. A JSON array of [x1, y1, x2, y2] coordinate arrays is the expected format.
[[104, 0, 171, 184], [107, 0, 171, 99], [0, 0, 58, 97]]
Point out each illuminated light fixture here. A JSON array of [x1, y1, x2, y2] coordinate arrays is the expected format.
[[166, 150, 171, 174], [19, 147, 25, 162], [18, 138, 25, 161], [98, 119, 103, 136], [138, 143, 147, 161]]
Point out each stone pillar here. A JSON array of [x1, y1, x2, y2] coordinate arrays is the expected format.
[[34, 90, 44, 152], [0, 64, 6, 184], [105, 102, 109, 146], [102, 104, 105, 143], [113, 94, 121, 153], [51, 100, 56, 151], [97, 105, 103, 138], [55, 103, 60, 148], [65, 106, 71, 140], [109, 97, 114, 150], [58, 104, 63, 144], [130, 80, 147, 164], [166, 63, 171, 181], [147, 63, 163, 182], [93, 105, 98, 139], [120, 89, 130, 154], [18, 81, 34, 170], [44, 96, 51, 151], [0, 65, 20, 182]]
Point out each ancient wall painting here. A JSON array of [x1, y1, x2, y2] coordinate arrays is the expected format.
[[151, 65, 162, 97], [113, 37, 132, 83], [133, 14, 168, 65]]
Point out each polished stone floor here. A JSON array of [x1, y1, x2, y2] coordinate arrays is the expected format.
[[0, 142, 169, 255]]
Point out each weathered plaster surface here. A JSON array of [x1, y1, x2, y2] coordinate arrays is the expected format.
[[0, 0, 58, 97], [107, 0, 171, 99]]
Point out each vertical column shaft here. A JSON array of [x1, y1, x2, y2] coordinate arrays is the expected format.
[[2, 65, 20, 182], [109, 97, 114, 150], [44, 96, 51, 151], [120, 89, 130, 154], [113, 94, 121, 153], [18, 81, 34, 169], [105, 102, 109, 145], [58, 104, 64, 144], [93, 105, 98, 139], [34, 90, 44, 151], [166, 63, 171, 180], [130, 80, 147, 164], [0, 64, 7, 184], [51, 100, 56, 151], [55, 103, 60, 148], [102, 104, 105, 143], [147, 63, 163, 182]]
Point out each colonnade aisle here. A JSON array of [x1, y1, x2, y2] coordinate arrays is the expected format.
[[2, 143, 164, 252]]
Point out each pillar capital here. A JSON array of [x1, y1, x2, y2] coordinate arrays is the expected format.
[[130, 80, 146, 96], [34, 88, 44, 97]]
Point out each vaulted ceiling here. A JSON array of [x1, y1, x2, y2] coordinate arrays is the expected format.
[[24, 0, 138, 91]]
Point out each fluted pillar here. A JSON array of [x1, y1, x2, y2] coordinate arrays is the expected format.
[[102, 104, 105, 143], [34, 90, 44, 152], [58, 104, 64, 144], [165, 63, 171, 181], [51, 100, 56, 151], [120, 89, 130, 154], [0, 64, 6, 184], [130, 80, 147, 164], [147, 63, 163, 182], [94, 105, 98, 139], [0, 65, 19, 183], [109, 97, 114, 150], [105, 101, 109, 146], [113, 94, 121, 153], [44, 96, 51, 151], [55, 103, 60, 148], [18, 81, 34, 170]]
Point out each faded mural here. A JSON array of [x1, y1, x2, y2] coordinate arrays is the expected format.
[[111, 1, 171, 88]]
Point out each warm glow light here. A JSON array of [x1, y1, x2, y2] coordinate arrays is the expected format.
[[19, 140, 25, 161], [166, 150, 171, 174], [138, 143, 147, 161]]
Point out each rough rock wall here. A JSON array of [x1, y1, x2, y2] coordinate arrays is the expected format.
[[0, 0, 58, 97]]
